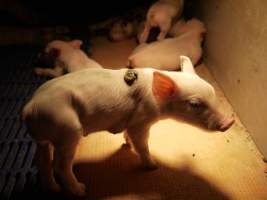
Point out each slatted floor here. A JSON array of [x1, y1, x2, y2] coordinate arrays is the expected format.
[[0, 46, 64, 199]]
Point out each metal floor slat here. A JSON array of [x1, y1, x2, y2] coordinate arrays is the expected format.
[[0, 45, 62, 200]]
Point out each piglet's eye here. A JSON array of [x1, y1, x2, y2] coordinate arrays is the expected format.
[[189, 99, 202, 109]]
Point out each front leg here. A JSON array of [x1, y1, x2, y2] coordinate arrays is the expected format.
[[34, 66, 64, 77], [123, 131, 132, 148], [126, 126, 157, 170]]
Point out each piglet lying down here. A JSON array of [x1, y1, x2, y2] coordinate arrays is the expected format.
[[22, 56, 234, 196], [35, 40, 102, 77], [129, 18, 206, 70]]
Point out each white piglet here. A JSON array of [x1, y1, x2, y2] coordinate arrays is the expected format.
[[35, 40, 102, 77], [129, 18, 206, 70], [139, 0, 184, 43], [22, 56, 234, 196]]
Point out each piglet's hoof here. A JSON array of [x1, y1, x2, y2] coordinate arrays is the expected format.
[[49, 183, 61, 193], [142, 160, 158, 171], [68, 182, 87, 197], [121, 143, 131, 149]]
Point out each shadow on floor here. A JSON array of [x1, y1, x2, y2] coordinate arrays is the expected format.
[[10, 144, 230, 200], [75, 145, 231, 200]]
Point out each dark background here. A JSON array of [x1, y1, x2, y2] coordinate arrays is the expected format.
[[0, 0, 153, 26]]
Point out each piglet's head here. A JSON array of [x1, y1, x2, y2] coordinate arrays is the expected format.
[[37, 41, 60, 68], [152, 56, 234, 132], [37, 40, 83, 67]]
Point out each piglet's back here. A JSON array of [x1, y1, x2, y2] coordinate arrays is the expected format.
[[22, 68, 143, 136], [34, 68, 127, 97]]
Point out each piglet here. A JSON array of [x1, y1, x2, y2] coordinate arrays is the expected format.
[[109, 19, 135, 42], [169, 18, 206, 37], [128, 18, 206, 71], [35, 40, 102, 77], [22, 56, 234, 196], [139, 0, 184, 43]]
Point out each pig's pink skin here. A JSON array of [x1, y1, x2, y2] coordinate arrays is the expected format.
[[35, 40, 102, 78], [139, 0, 184, 43], [48, 40, 102, 71], [169, 18, 206, 37], [129, 18, 206, 71], [22, 56, 233, 196]]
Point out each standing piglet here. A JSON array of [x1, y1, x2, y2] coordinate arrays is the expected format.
[[139, 0, 184, 43], [22, 56, 234, 196], [129, 18, 206, 71], [35, 40, 102, 77]]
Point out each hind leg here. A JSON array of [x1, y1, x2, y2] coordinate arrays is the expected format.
[[123, 131, 133, 148], [35, 141, 61, 192], [157, 22, 170, 41], [53, 129, 86, 197], [157, 29, 168, 41], [139, 22, 151, 43]]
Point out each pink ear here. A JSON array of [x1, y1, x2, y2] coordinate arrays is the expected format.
[[152, 71, 177, 101], [68, 40, 82, 49], [180, 56, 196, 74]]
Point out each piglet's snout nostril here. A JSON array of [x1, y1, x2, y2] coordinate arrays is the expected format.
[[219, 117, 235, 132]]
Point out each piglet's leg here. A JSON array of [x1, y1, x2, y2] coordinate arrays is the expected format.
[[52, 110, 86, 197], [123, 131, 132, 148], [157, 30, 168, 41], [157, 22, 170, 41], [35, 141, 61, 192], [126, 126, 157, 170], [53, 131, 86, 197], [139, 23, 151, 43], [34, 66, 63, 77]]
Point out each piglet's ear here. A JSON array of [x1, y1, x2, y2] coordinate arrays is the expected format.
[[180, 55, 196, 74], [153, 71, 177, 101], [68, 40, 83, 49]]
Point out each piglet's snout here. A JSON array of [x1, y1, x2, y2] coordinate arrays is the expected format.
[[218, 117, 235, 132]]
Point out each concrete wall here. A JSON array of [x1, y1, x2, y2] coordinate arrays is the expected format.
[[195, 0, 267, 157]]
